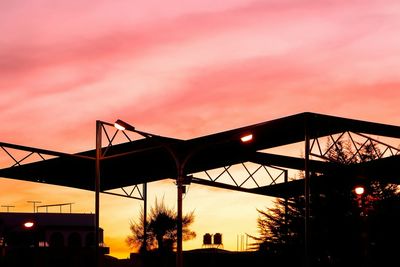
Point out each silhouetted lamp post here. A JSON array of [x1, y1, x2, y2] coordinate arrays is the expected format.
[[354, 185, 366, 209], [95, 120, 150, 266], [113, 120, 150, 255], [354, 185, 367, 265], [114, 119, 187, 267]]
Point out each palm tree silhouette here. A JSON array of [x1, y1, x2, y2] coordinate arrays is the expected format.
[[126, 197, 196, 253]]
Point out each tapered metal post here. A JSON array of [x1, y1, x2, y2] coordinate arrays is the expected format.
[[304, 123, 310, 267], [95, 120, 102, 266], [143, 183, 147, 251], [284, 170, 289, 244], [176, 166, 184, 267]]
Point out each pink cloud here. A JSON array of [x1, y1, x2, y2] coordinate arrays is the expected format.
[[1, 0, 399, 179]]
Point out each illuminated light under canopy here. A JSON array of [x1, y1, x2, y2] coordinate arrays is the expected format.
[[240, 134, 253, 143], [354, 186, 365, 195], [24, 221, 34, 228]]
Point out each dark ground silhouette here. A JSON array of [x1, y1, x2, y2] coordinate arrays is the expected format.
[[105, 249, 280, 267]]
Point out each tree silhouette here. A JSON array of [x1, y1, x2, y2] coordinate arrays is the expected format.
[[126, 198, 196, 253], [253, 138, 400, 266]]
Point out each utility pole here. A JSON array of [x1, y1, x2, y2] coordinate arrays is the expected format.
[[27, 200, 41, 213], [1, 205, 15, 212]]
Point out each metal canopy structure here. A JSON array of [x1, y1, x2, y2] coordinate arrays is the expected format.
[[1, 112, 400, 197], [2, 111, 400, 267]]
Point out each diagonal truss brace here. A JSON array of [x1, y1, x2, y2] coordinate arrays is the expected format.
[[102, 184, 146, 200], [0, 142, 93, 168], [97, 121, 152, 200], [197, 161, 287, 190], [310, 131, 400, 164], [0, 126, 147, 201]]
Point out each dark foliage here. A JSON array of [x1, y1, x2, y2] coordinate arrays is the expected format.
[[253, 138, 400, 266], [126, 198, 196, 254]]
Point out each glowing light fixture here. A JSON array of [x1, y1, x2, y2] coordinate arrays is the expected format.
[[354, 186, 365, 195], [114, 119, 136, 132], [24, 221, 34, 228], [240, 134, 253, 143], [114, 121, 126, 131]]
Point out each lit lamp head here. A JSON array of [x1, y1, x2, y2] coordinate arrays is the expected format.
[[114, 121, 125, 131], [240, 133, 253, 143], [354, 186, 365, 196], [114, 119, 135, 131], [23, 221, 35, 228]]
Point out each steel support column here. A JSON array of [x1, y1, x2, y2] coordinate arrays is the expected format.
[[95, 120, 102, 267], [284, 170, 289, 244], [176, 165, 184, 267], [143, 183, 147, 251], [304, 122, 311, 267]]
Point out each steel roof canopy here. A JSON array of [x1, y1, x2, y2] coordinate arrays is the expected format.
[[1, 112, 400, 194]]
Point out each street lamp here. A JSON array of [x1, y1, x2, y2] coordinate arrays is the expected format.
[[114, 120, 152, 258], [114, 120, 152, 138], [114, 119, 151, 255], [354, 185, 366, 212], [114, 120, 132, 131], [95, 119, 154, 266], [113, 119, 186, 265], [353, 185, 368, 265]]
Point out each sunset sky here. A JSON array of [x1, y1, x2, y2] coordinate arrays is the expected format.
[[1, 0, 400, 258]]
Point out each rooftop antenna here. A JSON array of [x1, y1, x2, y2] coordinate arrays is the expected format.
[[27, 201, 42, 213], [1, 205, 15, 212], [36, 202, 74, 213]]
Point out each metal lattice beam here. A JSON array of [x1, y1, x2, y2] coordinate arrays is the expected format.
[[102, 184, 146, 200], [191, 161, 288, 193], [310, 131, 400, 164]]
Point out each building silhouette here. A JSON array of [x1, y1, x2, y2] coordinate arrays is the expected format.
[[0, 212, 108, 266]]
